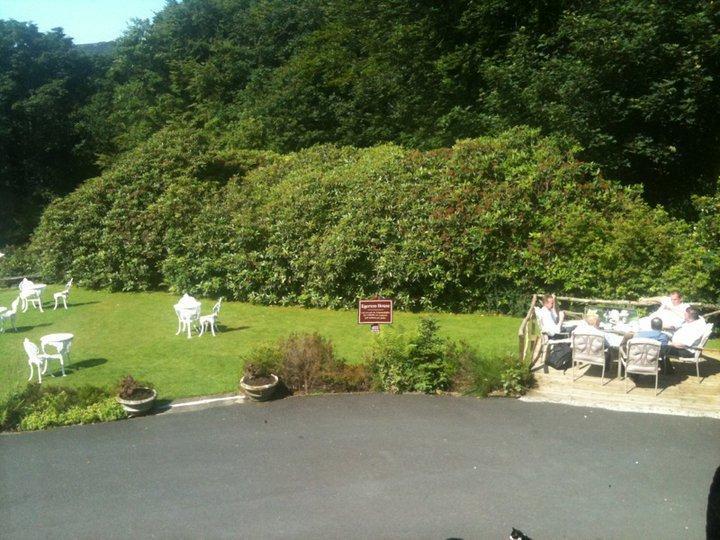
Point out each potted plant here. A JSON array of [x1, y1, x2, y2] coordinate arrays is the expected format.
[[116, 375, 157, 416], [240, 349, 280, 401]]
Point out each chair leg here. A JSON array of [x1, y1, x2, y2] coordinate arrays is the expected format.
[[60, 358, 65, 377], [655, 372, 658, 395], [696, 360, 700, 379], [176, 320, 182, 335], [210, 322, 216, 337], [624, 372, 628, 393], [187, 322, 192, 339], [62, 296, 68, 309], [54, 297, 59, 310], [601, 364, 606, 386], [199, 321, 205, 337], [28, 364, 33, 381]]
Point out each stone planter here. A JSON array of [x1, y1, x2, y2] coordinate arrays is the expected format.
[[240, 374, 279, 401], [116, 388, 157, 416]]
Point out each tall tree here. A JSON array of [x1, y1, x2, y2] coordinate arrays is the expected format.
[[0, 21, 100, 245]]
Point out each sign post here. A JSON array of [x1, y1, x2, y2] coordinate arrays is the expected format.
[[358, 299, 393, 332]]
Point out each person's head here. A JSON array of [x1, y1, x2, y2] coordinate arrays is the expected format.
[[542, 294, 555, 308], [669, 290, 683, 306], [685, 307, 700, 322], [650, 317, 663, 331], [585, 313, 600, 328]]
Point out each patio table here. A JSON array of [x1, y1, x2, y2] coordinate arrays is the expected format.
[[41, 333, 74, 372]]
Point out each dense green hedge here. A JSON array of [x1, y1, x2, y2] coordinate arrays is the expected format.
[[24, 126, 719, 313]]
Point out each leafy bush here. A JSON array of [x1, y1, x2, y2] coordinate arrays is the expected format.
[[242, 333, 370, 394], [0, 384, 126, 432], [368, 318, 458, 394], [500, 362, 534, 397], [26, 126, 719, 309]]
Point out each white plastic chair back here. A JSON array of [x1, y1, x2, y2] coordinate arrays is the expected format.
[[624, 338, 661, 373], [571, 332, 605, 366], [19, 278, 33, 291], [23, 339, 41, 361]]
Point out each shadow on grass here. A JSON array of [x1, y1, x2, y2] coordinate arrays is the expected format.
[[7, 322, 53, 334], [66, 357, 108, 373], [218, 325, 250, 333], [64, 301, 100, 308]]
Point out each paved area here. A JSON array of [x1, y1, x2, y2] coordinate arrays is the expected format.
[[1, 395, 718, 539], [526, 357, 720, 419]]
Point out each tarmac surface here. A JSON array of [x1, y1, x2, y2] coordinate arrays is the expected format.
[[1, 394, 719, 539]]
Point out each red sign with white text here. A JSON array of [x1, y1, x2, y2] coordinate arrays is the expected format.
[[358, 299, 393, 325]]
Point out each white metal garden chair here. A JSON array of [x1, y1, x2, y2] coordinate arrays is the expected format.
[[0, 297, 20, 332], [53, 278, 73, 310], [23, 338, 64, 383], [19, 278, 45, 312], [199, 298, 223, 337], [620, 338, 662, 395]]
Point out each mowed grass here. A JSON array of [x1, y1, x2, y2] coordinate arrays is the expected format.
[[0, 286, 521, 400]]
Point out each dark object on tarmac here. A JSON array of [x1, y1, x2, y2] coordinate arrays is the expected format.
[[708, 465, 720, 539], [510, 527, 532, 540]]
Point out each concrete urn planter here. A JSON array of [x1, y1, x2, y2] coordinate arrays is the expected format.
[[116, 388, 157, 416], [240, 374, 279, 401]]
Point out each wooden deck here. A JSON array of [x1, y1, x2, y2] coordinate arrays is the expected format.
[[522, 355, 720, 419]]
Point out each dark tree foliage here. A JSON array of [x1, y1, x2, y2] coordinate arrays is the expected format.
[[79, 0, 720, 212], [0, 21, 101, 246], [481, 0, 720, 209], [3, 0, 720, 249]]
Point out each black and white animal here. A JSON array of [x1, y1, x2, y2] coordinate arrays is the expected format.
[[509, 527, 532, 540]]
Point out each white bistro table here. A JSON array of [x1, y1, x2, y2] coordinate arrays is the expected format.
[[174, 294, 201, 339], [40, 333, 74, 374], [20, 283, 47, 312]]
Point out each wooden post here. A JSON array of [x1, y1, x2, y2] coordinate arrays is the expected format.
[[518, 294, 537, 365]]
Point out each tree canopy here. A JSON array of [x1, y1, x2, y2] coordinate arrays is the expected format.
[[2, 0, 720, 247]]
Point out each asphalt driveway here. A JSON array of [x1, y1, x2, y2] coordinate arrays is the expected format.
[[1, 395, 718, 539]]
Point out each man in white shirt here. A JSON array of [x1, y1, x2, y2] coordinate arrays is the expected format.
[[642, 290, 690, 330], [538, 294, 565, 337], [669, 307, 706, 355]]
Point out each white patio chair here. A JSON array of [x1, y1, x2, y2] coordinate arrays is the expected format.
[[665, 323, 714, 380], [199, 298, 223, 337], [0, 297, 20, 332], [53, 278, 73, 310], [620, 338, 662, 395], [174, 304, 200, 339], [23, 338, 65, 382], [20, 287, 44, 312], [571, 331, 608, 384]]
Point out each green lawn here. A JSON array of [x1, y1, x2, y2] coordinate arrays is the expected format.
[[0, 287, 520, 400]]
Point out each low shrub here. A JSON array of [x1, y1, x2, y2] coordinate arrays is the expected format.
[[26, 126, 719, 311], [500, 362, 534, 397], [368, 318, 459, 394], [0, 384, 126, 432], [241, 333, 371, 394], [452, 350, 534, 397]]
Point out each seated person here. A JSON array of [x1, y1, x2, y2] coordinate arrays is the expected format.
[[634, 316, 671, 372], [639, 290, 690, 331], [538, 294, 565, 338], [572, 313, 614, 369], [667, 307, 706, 359], [634, 317, 670, 354], [538, 294, 581, 338]]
